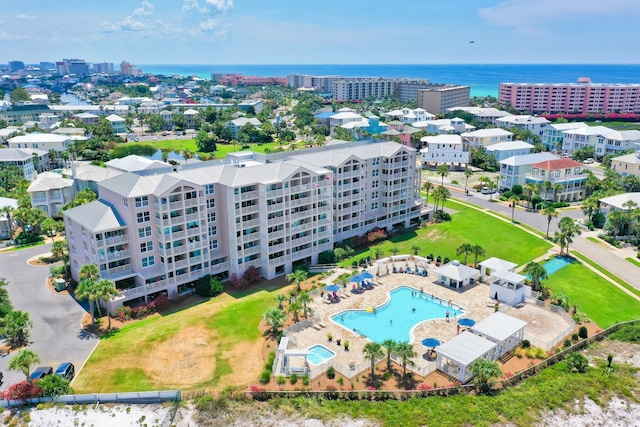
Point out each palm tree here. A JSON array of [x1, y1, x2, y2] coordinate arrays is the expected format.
[[263, 307, 286, 338], [410, 244, 421, 256], [470, 359, 502, 394], [76, 279, 100, 327], [395, 341, 417, 379], [286, 269, 308, 294], [95, 279, 118, 329], [541, 206, 559, 239], [287, 299, 301, 323], [472, 244, 486, 268], [524, 261, 547, 292], [362, 342, 384, 381], [551, 183, 564, 202], [464, 168, 473, 193], [371, 246, 385, 260], [523, 183, 538, 209], [9, 349, 41, 380], [2, 310, 33, 347], [79, 263, 100, 283], [557, 216, 582, 254], [422, 181, 434, 208], [298, 291, 312, 319], [456, 243, 474, 265], [581, 196, 598, 224], [540, 181, 552, 201], [622, 200, 638, 238], [437, 164, 449, 185], [182, 149, 194, 164], [508, 195, 520, 222], [381, 339, 397, 370], [275, 294, 287, 310], [389, 246, 400, 256], [607, 209, 627, 238]]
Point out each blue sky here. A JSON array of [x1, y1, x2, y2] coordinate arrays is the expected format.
[[1, 0, 639, 65]]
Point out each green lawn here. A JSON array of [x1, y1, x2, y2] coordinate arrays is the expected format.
[[626, 257, 640, 268], [544, 261, 640, 328], [113, 139, 293, 160], [341, 198, 551, 267], [586, 121, 640, 131], [571, 251, 640, 299], [74, 287, 279, 393]]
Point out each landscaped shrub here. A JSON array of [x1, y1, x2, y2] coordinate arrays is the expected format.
[[301, 375, 310, 386], [265, 351, 276, 370], [195, 394, 227, 413], [592, 212, 606, 228], [578, 326, 588, 339], [150, 294, 170, 311], [15, 231, 44, 246], [259, 370, 271, 384], [289, 373, 298, 385], [115, 306, 132, 322], [210, 276, 224, 296], [276, 376, 286, 386], [563, 339, 572, 348], [572, 333, 579, 341], [609, 324, 640, 343], [521, 340, 531, 349], [326, 366, 336, 379], [195, 274, 213, 296], [566, 353, 588, 373], [2, 380, 43, 402]]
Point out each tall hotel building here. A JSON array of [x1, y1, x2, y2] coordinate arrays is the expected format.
[[499, 78, 640, 114], [63, 141, 423, 311]]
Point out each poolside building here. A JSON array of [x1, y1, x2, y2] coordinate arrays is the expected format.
[[435, 331, 498, 383], [470, 312, 527, 357], [434, 260, 480, 289]]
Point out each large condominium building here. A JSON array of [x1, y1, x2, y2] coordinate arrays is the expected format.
[[499, 78, 640, 114], [393, 79, 432, 103], [286, 74, 343, 93], [63, 141, 422, 311], [417, 85, 471, 114], [332, 78, 396, 101]]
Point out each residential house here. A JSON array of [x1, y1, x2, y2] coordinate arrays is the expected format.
[[461, 128, 513, 149], [611, 149, 640, 178], [413, 118, 474, 135], [541, 122, 588, 153], [225, 117, 263, 139], [328, 111, 363, 135], [105, 114, 127, 134], [495, 115, 549, 138], [0, 148, 48, 181], [7, 133, 71, 153], [38, 113, 60, 131], [419, 135, 469, 169], [105, 155, 169, 174], [0, 196, 18, 239], [526, 158, 586, 201], [183, 109, 199, 129], [239, 100, 264, 114], [499, 152, 558, 190], [597, 130, 640, 158], [62, 163, 124, 194], [384, 108, 435, 124], [73, 112, 99, 125], [445, 106, 511, 123], [561, 125, 615, 157], [159, 110, 173, 130], [486, 140, 534, 162], [27, 172, 75, 217], [340, 116, 388, 139], [599, 192, 640, 218]]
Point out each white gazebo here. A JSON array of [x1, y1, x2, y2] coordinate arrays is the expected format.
[[274, 337, 310, 377], [434, 260, 480, 289], [479, 257, 517, 282], [435, 331, 498, 383], [470, 312, 527, 357], [489, 270, 531, 306]]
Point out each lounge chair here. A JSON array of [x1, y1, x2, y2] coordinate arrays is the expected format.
[[406, 268, 412, 274]]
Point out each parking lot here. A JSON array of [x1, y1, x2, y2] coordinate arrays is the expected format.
[[0, 244, 98, 389]]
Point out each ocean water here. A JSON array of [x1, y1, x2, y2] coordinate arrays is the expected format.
[[139, 64, 640, 97]]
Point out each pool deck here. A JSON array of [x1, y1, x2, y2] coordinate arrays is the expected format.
[[287, 269, 572, 378]]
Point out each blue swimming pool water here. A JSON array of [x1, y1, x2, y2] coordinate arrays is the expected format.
[[330, 286, 463, 343], [543, 256, 574, 275], [307, 344, 336, 365]]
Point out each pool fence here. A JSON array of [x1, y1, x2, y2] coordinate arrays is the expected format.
[[0, 390, 180, 409]]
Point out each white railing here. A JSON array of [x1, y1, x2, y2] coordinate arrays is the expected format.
[[104, 235, 128, 246], [243, 246, 261, 256], [241, 218, 260, 228], [269, 256, 285, 266], [186, 227, 200, 237], [240, 190, 259, 201], [243, 205, 260, 214]]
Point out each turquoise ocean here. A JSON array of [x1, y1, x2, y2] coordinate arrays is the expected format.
[[139, 64, 640, 97]]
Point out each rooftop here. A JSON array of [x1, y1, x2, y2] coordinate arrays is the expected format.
[[599, 192, 640, 210], [63, 200, 125, 232], [531, 158, 583, 170], [500, 152, 558, 167], [486, 140, 534, 151]]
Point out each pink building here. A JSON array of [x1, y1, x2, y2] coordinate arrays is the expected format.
[[499, 78, 640, 114]]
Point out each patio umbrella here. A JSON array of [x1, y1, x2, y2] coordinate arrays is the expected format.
[[457, 318, 476, 327], [421, 338, 441, 348], [349, 274, 362, 282], [360, 271, 374, 280], [325, 284, 341, 292]]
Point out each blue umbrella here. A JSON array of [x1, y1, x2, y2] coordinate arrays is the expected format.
[[457, 318, 476, 327], [325, 284, 341, 292], [360, 271, 374, 279], [349, 274, 362, 282], [421, 338, 441, 348]]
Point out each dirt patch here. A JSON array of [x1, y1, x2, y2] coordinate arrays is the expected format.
[[145, 325, 217, 387], [422, 228, 444, 242], [215, 339, 265, 390], [583, 339, 640, 367]]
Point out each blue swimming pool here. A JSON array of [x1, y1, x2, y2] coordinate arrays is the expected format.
[[307, 344, 336, 365], [330, 286, 463, 343], [543, 256, 574, 275]]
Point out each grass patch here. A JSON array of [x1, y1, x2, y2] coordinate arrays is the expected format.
[[340, 197, 551, 267], [587, 236, 604, 245], [571, 251, 640, 299], [625, 257, 640, 268], [6, 241, 46, 251], [74, 288, 278, 393], [274, 361, 638, 427], [114, 139, 291, 160], [544, 262, 640, 328]]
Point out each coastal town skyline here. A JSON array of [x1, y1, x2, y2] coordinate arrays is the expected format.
[[3, 0, 640, 65]]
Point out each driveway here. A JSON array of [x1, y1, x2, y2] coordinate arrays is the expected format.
[[0, 243, 98, 389]]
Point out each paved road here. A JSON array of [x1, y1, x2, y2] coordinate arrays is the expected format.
[[450, 190, 640, 289], [0, 243, 98, 389]]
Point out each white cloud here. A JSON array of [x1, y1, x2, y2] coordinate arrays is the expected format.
[[479, 0, 640, 35], [183, 0, 233, 14], [205, 0, 233, 12], [120, 16, 145, 31], [0, 29, 27, 40], [16, 14, 35, 20], [133, 1, 155, 17], [198, 18, 218, 31]]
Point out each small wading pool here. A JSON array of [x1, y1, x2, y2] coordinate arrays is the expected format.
[[307, 344, 336, 365], [543, 256, 574, 275]]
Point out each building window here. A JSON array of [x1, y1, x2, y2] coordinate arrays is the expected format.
[[137, 212, 150, 223], [138, 226, 152, 238], [205, 184, 215, 195], [209, 240, 218, 250], [371, 202, 378, 210], [135, 196, 149, 207], [207, 199, 216, 209], [141, 256, 155, 267], [372, 169, 379, 177], [208, 226, 217, 236], [123, 198, 128, 207], [207, 212, 216, 222], [140, 241, 153, 253]]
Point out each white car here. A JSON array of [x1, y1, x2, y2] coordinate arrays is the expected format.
[[583, 158, 594, 164]]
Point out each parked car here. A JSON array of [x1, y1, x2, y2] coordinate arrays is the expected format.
[[30, 366, 53, 381], [54, 362, 75, 381], [162, 131, 168, 136], [481, 187, 496, 195], [583, 158, 594, 164]]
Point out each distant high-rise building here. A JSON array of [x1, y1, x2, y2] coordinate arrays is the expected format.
[[417, 85, 471, 114], [68, 60, 90, 76], [8, 61, 25, 72], [94, 62, 115, 74], [56, 61, 69, 75], [39, 62, 55, 70]]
